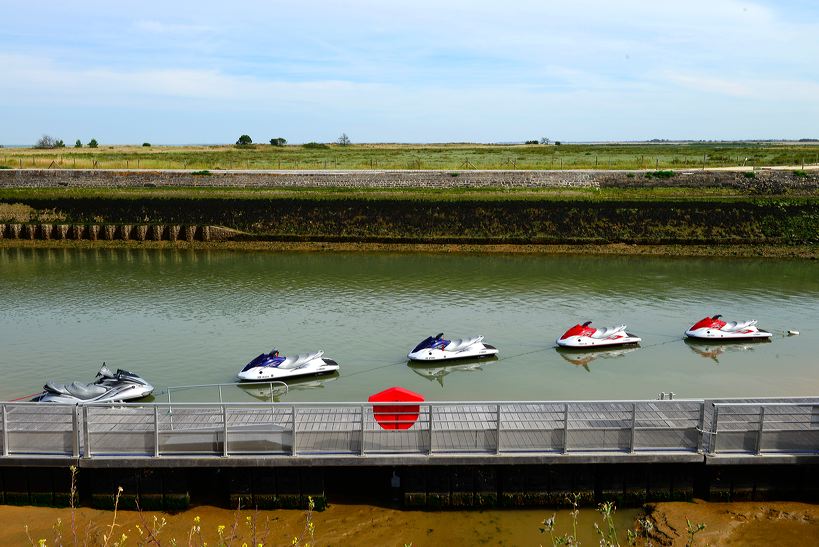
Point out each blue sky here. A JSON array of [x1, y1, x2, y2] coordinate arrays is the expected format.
[[1, 0, 818, 144]]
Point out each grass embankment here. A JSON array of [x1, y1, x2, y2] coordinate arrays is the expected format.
[[1, 187, 817, 253], [3, 142, 819, 171]]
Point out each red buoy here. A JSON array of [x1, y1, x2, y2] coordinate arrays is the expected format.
[[368, 386, 425, 430]]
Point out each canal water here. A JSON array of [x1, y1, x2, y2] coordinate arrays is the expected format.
[[0, 248, 817, 402]]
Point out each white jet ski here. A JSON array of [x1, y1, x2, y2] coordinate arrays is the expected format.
[[407, 333, 498, 362], [237, 348, 340, 381], [685, 315, 772, 340], [36, 365, 154, 403], [556, 321, 641, 348]]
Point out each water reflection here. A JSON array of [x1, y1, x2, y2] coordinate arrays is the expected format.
[[239, 374, 340, 402], [555, 347, 640, 371], [684, 338, 769, 365], [407, 357, 499, 388]]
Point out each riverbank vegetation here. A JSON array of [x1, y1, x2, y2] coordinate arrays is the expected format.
[[2, 142, 819, 171]]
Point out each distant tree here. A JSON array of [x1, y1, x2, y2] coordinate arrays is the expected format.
[[336, 133, 351, 146], [88, 138, 99, 148], [34, 135, 57, 149], [554, 141, 562, 146], [55, 139, 65, 148], [303, 142, 329, 149], [539, 137, 550, 145], [74, 139, 82, 148], [524, 140, 539, 145], [142, 142, 151, 147], [269, 137, 287, 146], [236, 134, 253, 146]]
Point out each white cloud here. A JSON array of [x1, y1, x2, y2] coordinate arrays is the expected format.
[[134, 20, 214, 35]]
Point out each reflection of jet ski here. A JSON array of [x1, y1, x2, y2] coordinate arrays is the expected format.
[[685, 315, 772, 340], [556, 346, 639, 369], [237, 348, 339, 381], [408, 333, 498, 361], [407, 356, 497, 387], [556, 321, 641, 348], [684, 338, 763, 364], [239, 373, 339, 401], [36, 365, 154, 403]]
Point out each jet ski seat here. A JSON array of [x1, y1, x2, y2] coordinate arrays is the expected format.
[[65, 382, 108, 400], [279, 351, 323, 369], [721, 320, 757, 332], [590, 325, 627, 339], [444, 336, 484, 351]]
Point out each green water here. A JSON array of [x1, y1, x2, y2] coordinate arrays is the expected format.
[[1, 248, 817, 402]]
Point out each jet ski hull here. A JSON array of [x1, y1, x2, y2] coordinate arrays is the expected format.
[[408, 343, 498, 362], [238, 358, 340, 381], [556, 334, 641, 348], [685, 328, 771, 340]]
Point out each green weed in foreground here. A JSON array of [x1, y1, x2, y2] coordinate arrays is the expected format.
[[540, 493, 706, 547]]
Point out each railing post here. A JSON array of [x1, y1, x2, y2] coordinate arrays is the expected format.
[[495, 404, 502, 455], [629, 402, 637, 453], [563, 403, 570, 454], [755, 406, 765, 455], [222, 404, 229, 457], [360, 404, 366, 456], [82, 406, 91, 458], [709, 405, 720, 455], [72, 405, 80, 458], [218, 385, 223, 405], [2, 404, 8, 457], [291, 406, 298, 456], [153, 406, 160, 457], [428, 404, 434, 455], [696, 403, 706, 453]]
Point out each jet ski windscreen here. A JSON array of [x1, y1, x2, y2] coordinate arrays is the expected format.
[[411, 337, 436, 353], [411, 336, 450, 353], [241, 354, 285, 372]]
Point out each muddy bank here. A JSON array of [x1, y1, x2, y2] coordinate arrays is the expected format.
[[648, 500, 819, 546], [5, 500, 819, 545], [1, 238, 817, 258], [0, 503, 639, 546]]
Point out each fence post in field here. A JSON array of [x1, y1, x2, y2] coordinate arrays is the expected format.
[[82, 406, 91, 458], [154, 406, 160, 457], [2, 405, 8, 456], [72, 406, 80, 458], [428, 404, 434, 455], [495, 404, 502, 454], [222, 405, 229, 457], [360, 405, 366, 456], [563, 403, 570, 454], [291, 406, 298, 456]]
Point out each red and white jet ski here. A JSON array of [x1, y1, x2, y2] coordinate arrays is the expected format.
[[685, 315, 772, 340], [556, 321, 641, 348]]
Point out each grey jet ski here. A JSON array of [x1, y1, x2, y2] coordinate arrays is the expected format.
[[35, 365, 154, 403]]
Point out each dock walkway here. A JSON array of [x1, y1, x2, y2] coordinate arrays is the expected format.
[[1, 398, 817, 467]]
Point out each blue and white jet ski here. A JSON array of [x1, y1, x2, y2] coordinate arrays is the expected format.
[[237, 348, 340, 381], [407, 333, 499, 362]]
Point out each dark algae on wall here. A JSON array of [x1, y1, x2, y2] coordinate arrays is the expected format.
[[1, 193, 817, 245]]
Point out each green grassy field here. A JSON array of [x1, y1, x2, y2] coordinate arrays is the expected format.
[[2, 142, 819, 171]]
